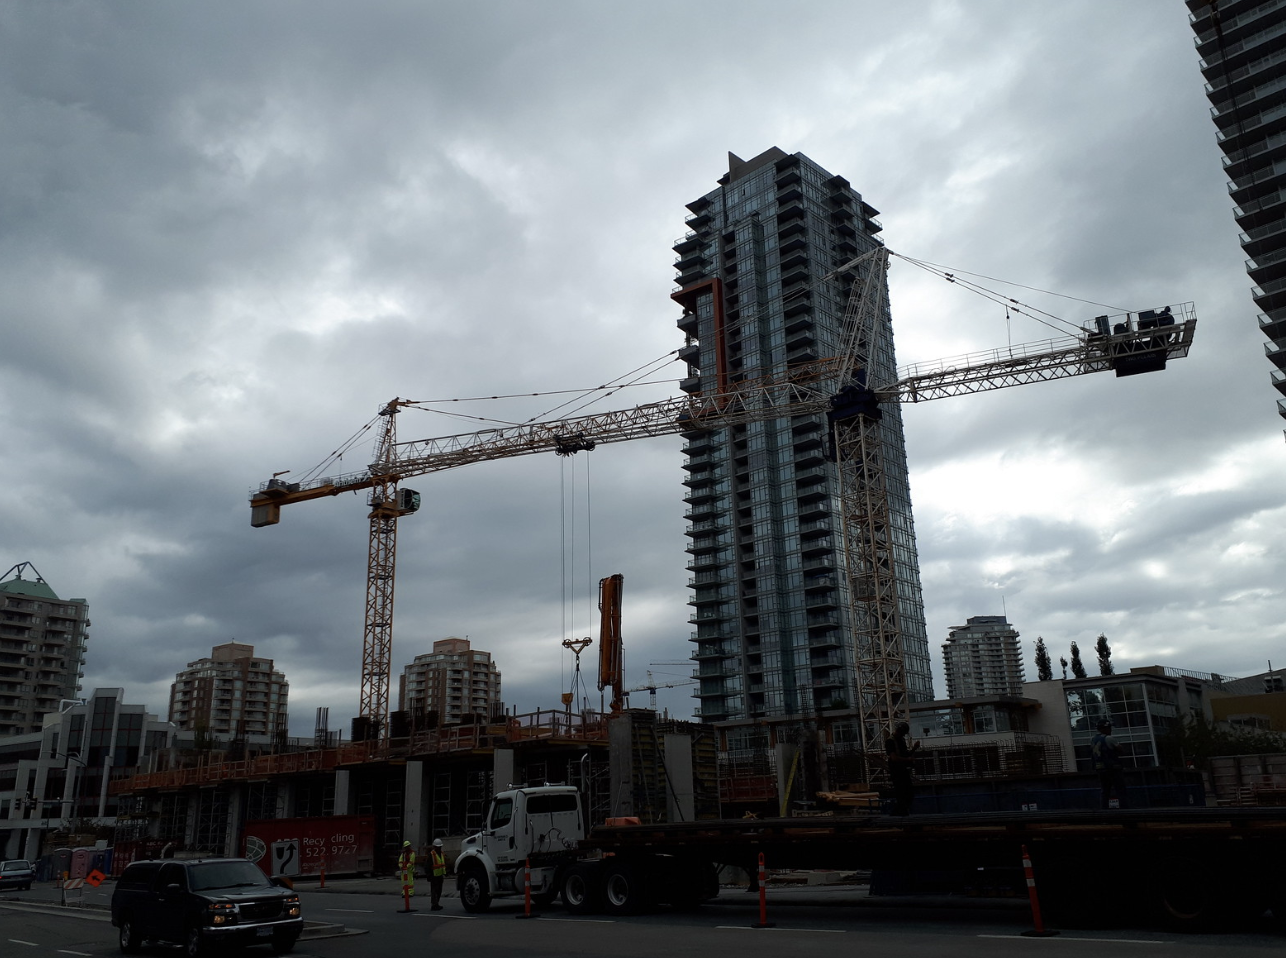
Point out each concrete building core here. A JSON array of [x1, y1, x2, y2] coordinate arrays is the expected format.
[[942, 615, 1025, 699], [0, 562, 89, 736], [168, 642, 288, 745]]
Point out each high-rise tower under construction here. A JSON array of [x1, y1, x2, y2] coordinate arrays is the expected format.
[[673, 148, 934, 725]]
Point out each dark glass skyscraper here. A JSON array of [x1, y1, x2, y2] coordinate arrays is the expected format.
[[672, 148, 934, 724], [1189, 1, 1286, 433]]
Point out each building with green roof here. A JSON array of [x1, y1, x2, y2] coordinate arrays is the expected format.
[[0, 562, 89, 735]]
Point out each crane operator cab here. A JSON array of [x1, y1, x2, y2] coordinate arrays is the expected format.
[[1088, 305, 1183, 377]]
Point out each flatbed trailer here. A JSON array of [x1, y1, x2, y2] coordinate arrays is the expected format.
[[579, 806, 1286, 927], [455, 785, 1285, 929]]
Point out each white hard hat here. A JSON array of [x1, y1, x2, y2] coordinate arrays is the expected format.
[[432, 838, 443, 847]]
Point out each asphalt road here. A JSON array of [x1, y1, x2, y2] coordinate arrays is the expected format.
[[2, 880, 1283, 958]]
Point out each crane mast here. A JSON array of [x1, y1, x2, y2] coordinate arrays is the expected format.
[[251, 251, 1196, 752]]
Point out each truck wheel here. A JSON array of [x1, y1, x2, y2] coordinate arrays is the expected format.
[[1155, 864, 1224, 930], [561, 863, 603, 915], [184, 925, 205, 958], [271, 930, 299, 955], [118, 917, 141, 954], [458, 861, 492, 913], [603, 862, 649, 916]]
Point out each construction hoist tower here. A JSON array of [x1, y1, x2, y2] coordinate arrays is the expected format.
[[250, 250, 1196, 757]]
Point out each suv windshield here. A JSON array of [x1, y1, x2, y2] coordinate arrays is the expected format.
[[189, 861, 272, 891]]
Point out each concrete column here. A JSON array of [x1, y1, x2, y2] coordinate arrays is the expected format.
[[774, 742, 800, 816], [275, 781, 294, 819], [333, 769, 352, 815], [608, 716, 634, 818], [183, 793, 200, 848], [22, 827, 42, 862], [492, 749, 515, 796], [663, 734, 695, 823], [403, 760, 425, 848], [225, 786, 244, 858]]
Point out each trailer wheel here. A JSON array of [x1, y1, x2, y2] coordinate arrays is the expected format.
[[603, 861, 649, 916], [561, 863, 603, 915], [1155, 863, 1223, 930], [458, 861, 492, 913]]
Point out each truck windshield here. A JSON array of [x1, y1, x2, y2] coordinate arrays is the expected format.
[[490, 798, 513, 828], [189, 861, 272, 891]]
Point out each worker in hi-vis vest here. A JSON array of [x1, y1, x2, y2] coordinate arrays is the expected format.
[[398, 840, 416, 897], [429, 838, 447, 910]]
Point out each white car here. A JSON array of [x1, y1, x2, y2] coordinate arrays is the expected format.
[[0, 859, 35, 890]]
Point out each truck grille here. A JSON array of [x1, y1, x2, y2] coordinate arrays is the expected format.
[[239, 901, 283, 922]]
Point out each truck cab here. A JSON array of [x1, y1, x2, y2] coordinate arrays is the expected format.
[[454, 785, 584, 912]]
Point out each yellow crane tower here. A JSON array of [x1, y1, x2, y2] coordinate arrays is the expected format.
[[250, 248, 1196, 753]]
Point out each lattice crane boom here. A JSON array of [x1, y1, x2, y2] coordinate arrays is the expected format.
[[251, 251, 1196, 749]]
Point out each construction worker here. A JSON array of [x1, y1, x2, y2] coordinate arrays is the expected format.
[[1091, 719, 1128, 809], [885, 721, 921, 816], [397, 840, 416, 900], [429, 838, 447, 910]]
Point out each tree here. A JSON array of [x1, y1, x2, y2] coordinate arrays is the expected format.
[[1095, 633, 1114, 676], [1059, 656, 1068, 680], [1069, 642, 1087, 679], [1034, 637, 1053, 682]]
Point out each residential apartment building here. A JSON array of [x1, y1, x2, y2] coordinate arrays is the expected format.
[[168, 642, 288, 745], [942, 615, 1026, 698], [1189, 1, 1286, 434], [0, 562, 89, 736], [398, 637, 502, 726], [674, 148, 933, 725]]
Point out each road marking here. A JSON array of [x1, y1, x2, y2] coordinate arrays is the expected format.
[[977, 935, 1172, 945], [536, 917, 616, 923], [412, 913, 477, 919], [716, 926, 845, 933], [58, 951, 93, 956], [8, 941, 38, 947], [324, 908, 374, 913]]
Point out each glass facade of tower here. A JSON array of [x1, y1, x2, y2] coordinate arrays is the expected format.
[[674, 148, 933, 723], [1189, 1, 1286, 433]]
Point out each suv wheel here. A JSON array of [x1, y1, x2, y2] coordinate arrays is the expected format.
[[118, 917, 141, 954], [184, 925, 204, 958]]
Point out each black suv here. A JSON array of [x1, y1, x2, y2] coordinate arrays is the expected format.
[[111, 858, 302, 956]]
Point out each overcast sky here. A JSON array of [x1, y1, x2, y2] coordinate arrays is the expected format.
[[2, 1, 1281, 736]]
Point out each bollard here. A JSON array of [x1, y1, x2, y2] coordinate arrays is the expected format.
[[1019, 844, 1058, 938], [516, 857, 538, 919], [751, 852, 775, 928], [319, 857, 326, 890]]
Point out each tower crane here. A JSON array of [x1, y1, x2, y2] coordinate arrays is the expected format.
[[626, 671, 700, 710], [250, 248, 1196, 753]]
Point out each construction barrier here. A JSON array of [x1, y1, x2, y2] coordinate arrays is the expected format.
[[1020, 844, 1057, 938], [752, 852, 774, 928]]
